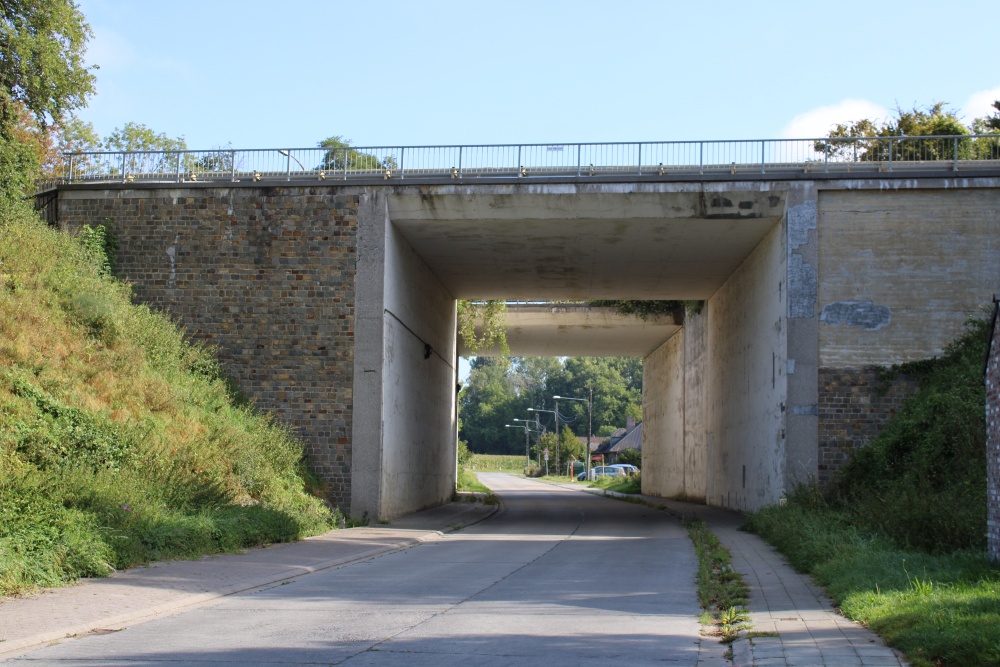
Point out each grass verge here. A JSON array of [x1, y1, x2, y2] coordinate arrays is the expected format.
[[747, 495, 1000, 667], [0, 206, 337, 595], [466, 453, 528, 473]]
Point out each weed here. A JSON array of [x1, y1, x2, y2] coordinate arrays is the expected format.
[[684, 518, 751, 643], [0, 208, 337, 595]]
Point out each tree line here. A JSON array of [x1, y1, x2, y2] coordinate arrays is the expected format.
[[459, 356, 643, 461]]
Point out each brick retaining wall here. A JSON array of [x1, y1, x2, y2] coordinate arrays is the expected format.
[[817, 368, 921, 486], [59, 186, 359, 506]]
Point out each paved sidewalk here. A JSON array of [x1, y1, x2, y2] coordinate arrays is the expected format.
[[559, 482, 909, 667], [0, 500, 496, 661]]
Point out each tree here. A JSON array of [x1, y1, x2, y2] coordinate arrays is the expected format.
[[815, 103, 991, 163], [317, 135, 397, 171], [0, 0, 96, 202], [101, 122, 187, 175], [972, 100, 1000, 134], [40, 114, 98, 179]]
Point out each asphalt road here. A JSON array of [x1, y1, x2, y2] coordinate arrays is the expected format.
[[10, 474, 706, 666]]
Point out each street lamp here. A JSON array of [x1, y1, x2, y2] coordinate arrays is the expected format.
[[527, 407, 556, 475], [278, 149, 306, 173], [507, 420, 536, 469], [554, 391, 593, 482]]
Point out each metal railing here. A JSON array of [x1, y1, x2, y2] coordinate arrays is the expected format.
[[59, 135, 1000, 185]]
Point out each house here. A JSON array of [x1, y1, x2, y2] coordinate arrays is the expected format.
[[593, 416, 642, 464]]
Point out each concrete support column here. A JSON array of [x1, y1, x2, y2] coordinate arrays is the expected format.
[[351, 191, 391, 521], [784, 184, 820, 490], [351, 189, 459, 522]]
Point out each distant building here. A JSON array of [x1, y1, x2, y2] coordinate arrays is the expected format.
[[594, 416, 642, 464]]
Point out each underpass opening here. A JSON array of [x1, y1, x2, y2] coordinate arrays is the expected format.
[[352, 183, 796, 520]]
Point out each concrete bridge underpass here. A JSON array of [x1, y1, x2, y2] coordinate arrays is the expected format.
[[55, 173, 1000, 521]]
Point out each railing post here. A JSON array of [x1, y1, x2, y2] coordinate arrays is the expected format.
[[68, 155, 74, 184], [517, 145, 522, 177], [121, 153, 127, 183], [637, 142, 642, 176], [699, 142, 704, 174], [761, 140, 765, 174], [888, 137, 893, 172], [953, 136, 959, 171], [231, 150, 237, 182], [458, 146, 462, 177], [285, 150, 291, 181], [176, 152, 182, 182], [825, 141, 829, 173], [342, 148, 347, 180], [576, 145, 581, 177]]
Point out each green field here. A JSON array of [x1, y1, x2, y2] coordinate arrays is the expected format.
[[466, 453, 529, 473]]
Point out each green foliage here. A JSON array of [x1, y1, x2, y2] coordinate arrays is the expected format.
[[685, 518, 750, 643], [457, 299, 509, 355], [465, 453, 525, 472], [616, 447, 642, 467], [0, 0, 96, 126], [0, 206, 337, 595], [317, 135, 397, 171], [77, 223, 117, 275], [591, 472, 641, 494], [0, 0, 95, 202], [588, 299, 684, 321], [102, 122, 187, 175], [818, 102, 999, 162], [831, 318, 988, 552], [459, 355, 642, 454], [747, 493, 1000, 667], [455, 466, 490, 494]]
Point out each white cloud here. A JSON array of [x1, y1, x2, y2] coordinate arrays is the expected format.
[[780, 99, 892, 139], [962, 86, 1000, 122]]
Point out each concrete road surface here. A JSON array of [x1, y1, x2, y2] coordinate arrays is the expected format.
[[8, 474, 711, 666]]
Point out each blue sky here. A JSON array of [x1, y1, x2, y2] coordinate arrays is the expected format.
[[76, 0, 999, 151]]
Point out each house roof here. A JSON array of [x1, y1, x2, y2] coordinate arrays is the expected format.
[[609, 421, 642, 452], [594, 421, 642, 454]]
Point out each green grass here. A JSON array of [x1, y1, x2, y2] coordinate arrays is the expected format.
[[685, 518, 750, 643], [0, 205, 337, 595], [741, 319, 1000, 666], [747, 493, 1000, 666], [466, 453, 528, 473], [456, 466, 491, 494], [590, 472, 642, 494]]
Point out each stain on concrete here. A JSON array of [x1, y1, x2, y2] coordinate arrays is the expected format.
[[787, 199, 816, 251], [711, 196, 734, 208], [787, 197, 818, 319], [792, 404, 818, 416], [787, 253, 817, 318], [820, 301, 891, 330]]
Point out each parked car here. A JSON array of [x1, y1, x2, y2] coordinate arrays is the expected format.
[[608, 464, 639, 476], [577, 466, 628, 481]]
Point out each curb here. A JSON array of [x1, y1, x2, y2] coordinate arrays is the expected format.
[[0, 502, 500, 660]]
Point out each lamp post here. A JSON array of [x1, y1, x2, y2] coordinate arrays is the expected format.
[[510, 418, 535, 468], [527, 407, 556, 475], [554, 391, 593, 481], [278, 149, 306, 173]]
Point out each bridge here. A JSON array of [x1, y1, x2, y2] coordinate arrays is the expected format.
[[49, 135, 1000, 521]]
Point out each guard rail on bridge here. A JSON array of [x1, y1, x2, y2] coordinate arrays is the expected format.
[[56, 135, 1000, 185]]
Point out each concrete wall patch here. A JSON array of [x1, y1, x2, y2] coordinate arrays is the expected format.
[[820, 301, 891, 330]]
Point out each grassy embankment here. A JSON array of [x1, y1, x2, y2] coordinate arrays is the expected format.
[[747, 319, 1000, 667], [0, 206, 338, 596]]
